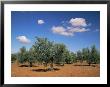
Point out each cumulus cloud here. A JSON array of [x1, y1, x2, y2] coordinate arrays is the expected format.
[[69, 18, 87, 27], [51, 17, 90, 37], [52, 26, 73, 36], [38, 19, 45, 24], [68, 27, 90, 33], [16, 36, 31, 44], [52, 26, 89, 36]]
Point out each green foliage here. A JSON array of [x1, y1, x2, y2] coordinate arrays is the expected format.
[[76, 45, 100, 65], [85, 48, 91, 65], [63, 50, 76, 64], [16, 37, 100, 68], [33, 37, 51, 65], [33, 37, 67, 68], [84, 45, 100, 65], [94, 51, 100, 64], [70, 52, 77, 63], [90, 45, 100, 64], [64, 51, 71, 64], [11, 54, 17, 63], [82, 48, 87, 60], [54, 43, 66, 65], [77, 50, 83, 63], [17, 46, 27, 64], [27, 47, 36, 67]]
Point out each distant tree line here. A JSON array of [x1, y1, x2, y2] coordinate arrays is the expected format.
[[11, 37, 100, 70]]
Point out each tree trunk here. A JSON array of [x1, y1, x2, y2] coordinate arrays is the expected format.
[[43, 62, 47, 72], [30, 62, 32, 67], [50, 57, 54, 70], [50, 62, 53, 69], [89, 62, 91, 66]]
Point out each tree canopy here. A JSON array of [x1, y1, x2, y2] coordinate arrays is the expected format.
[[11, 37, 100, 68]]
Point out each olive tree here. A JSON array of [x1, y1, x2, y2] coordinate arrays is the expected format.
[[17, 46, 27, 64], [33, 37, 54, 70], [70, 52, 77, 63], [90, 45, 100, 64], [33, 37, 67, 70], [64, 51, 72, 64], [27, 46, 36, 67], [54, 43, 66, 65], [11, 53, 17, 63], [77, 50, 83, 63]]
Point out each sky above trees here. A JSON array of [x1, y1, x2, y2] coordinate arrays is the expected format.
[[11, 11, 100, 53]]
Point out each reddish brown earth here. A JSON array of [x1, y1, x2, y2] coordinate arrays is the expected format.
[[11, 62, 100, 77]]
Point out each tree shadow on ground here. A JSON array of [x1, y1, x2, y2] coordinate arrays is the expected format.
[[19, 64, 38, 67], [55, 64, 64, 67], [74, 64, 90, 66], [32, 68, 60, 72], [74, 64, 96, 67]]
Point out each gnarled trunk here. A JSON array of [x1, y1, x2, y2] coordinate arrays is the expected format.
[[88, 62, 91, 66], [50, 57, 54, 70], [30, 62, 32, 67]]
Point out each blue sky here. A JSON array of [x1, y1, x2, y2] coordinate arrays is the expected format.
[[11, 11, 100, 53]]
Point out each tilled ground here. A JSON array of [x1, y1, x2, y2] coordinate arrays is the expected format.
[[11, 62, 100, 77]]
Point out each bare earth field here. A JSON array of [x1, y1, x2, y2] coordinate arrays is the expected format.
[[11, 62, 100, 77]]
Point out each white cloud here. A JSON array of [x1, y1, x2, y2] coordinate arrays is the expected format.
[[38, 19, 45, 24], [69, 18, 87, 27], [52, 26, 73, 36], [60, 32, 73, 36], [16, 36, 31, 44], [68, 27, 90, 33], [52, 26, 65, 33], [52, 26, 89, 36], [51, 18, 90, 37]]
